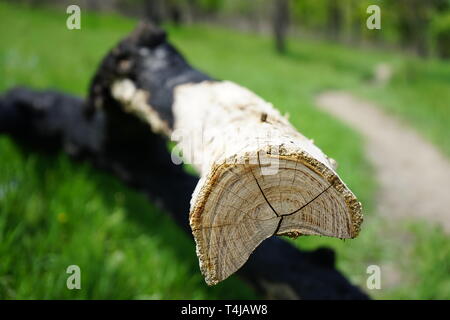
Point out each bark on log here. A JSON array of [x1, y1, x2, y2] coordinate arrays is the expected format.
[[0, 87, 368, 299], [0, 22, 367, 299], [88, 22, 363, 285]]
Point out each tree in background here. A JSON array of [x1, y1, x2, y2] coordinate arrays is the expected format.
[[388, 0, 431, 57], [430, 0, 450, 58], [8, 0, 450, 59], [273, 0, 290, 53], [326, 0, 343, 40], [144, 0, 164, 24], [387, 0, 448, 57]]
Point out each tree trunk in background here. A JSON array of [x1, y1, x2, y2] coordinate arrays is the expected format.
[[87, 0, 101, 11], [145, 0, 164, 25], [435, 31, 450, 59], [273, 0, 289, 53], [431, 0, 450, 59], [395, 0, 430, 57], [166, 0, 182, 26], [327, 0, 342, 41], [349, 0, 361, 45], [414, 10, 430, 57]]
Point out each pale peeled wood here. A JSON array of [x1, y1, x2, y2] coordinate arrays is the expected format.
[[112, 79, 363, 285], [172, 81, 362, 285]]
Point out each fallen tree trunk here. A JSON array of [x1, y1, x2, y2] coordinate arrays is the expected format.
[[88, 22, 363, 285], [0, 22, 367, 299], [0, 87, 368, 299]]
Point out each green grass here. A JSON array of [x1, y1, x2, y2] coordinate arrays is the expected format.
[[0, 3, 449, 299], [0, 139, 256, 299]]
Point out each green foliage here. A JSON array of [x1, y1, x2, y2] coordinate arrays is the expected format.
[[0, 137, 257, 299], [291, 0, 329, 31], [198, 0, 221, 12], [13, 0, 450, 57], [431, 12, 450, 57], [360, 57, 450, 156]]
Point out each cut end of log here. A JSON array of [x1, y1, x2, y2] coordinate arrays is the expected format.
[[189, 151, 362, 285]]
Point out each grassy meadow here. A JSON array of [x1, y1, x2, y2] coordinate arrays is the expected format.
[[0, 3, 449, 299]]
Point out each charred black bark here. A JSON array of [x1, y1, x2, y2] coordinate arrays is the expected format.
[[86, 22, 210, 129]]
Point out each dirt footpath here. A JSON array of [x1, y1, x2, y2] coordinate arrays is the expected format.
[[316, 91, 450, 232]]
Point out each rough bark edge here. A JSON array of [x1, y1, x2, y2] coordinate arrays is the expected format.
[[190, 151, 363, 285]]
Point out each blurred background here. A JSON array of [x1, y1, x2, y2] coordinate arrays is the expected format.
[[0, 0, 449, 299]]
